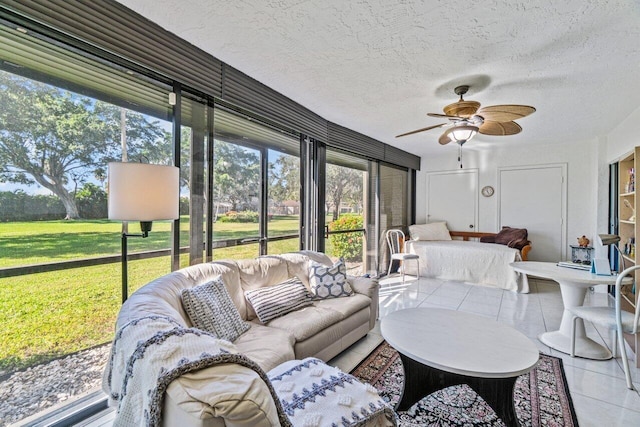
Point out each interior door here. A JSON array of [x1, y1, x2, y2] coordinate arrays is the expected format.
[[498, 164, 567, 262], [426, 169, 478, 231]]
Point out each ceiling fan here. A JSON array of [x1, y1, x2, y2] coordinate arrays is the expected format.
[[396, 85, 536, 146]]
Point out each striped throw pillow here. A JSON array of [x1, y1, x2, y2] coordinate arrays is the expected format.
[[244, 278, 313, 324], [181, 278, 250, 342]]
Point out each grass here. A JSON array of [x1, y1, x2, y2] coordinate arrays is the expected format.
[[0, 216, 302, 374]]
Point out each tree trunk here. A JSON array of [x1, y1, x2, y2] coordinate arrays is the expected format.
[[32, 175, 81, 219]]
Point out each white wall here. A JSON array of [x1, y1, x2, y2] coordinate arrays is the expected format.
[[415, 138, 599, 259]]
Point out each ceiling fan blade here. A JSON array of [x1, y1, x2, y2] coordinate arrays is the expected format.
[[476, 105, 536, 122], [427, 112, 464, 120], [479, 120, 522, 136], [443, 100, 481, 118], [396, 123, 447, 138], [438, 131, 453, 145]]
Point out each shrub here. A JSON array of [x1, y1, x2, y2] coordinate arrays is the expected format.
[[217, 210, 259, 223], [76, 183, 107, 219], [328, 214, 363, 261]]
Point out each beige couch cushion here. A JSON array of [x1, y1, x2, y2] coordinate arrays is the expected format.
[[266, 305, 342, 342], [164, 362, 282, 427], [313, 293, 371, 319], [237, 257, 290, 320], [234, 323, 295, 372], [117, 261, 245, 327]]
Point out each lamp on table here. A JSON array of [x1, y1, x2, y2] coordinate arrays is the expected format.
[[598, 234, 625, 273], [108, 162, 180, 303]]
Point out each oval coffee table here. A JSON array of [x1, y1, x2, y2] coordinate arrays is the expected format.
[[380, 308, 539, 427]]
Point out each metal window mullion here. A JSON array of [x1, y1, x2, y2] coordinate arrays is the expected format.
[[171, 83, 181, 271], [206, 101, 215, 262], [260, 147, 268, 255], [316, 140, 326, 253]]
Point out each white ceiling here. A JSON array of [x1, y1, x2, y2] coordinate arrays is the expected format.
[[116, 0, 640, 158]]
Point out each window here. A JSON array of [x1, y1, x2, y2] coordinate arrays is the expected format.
[[0, 24, 178, 426]]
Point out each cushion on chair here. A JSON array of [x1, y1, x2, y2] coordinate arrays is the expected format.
[[409, 222, 452, 241], [569, 306, 639, 332]]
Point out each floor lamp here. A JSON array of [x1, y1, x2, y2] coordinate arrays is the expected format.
[[108, 162, 179, 303]]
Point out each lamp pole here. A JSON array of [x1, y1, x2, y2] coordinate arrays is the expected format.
[[121, 221, 152, 304]]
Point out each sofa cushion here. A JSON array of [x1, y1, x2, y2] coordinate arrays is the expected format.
[[278, 251, 333, 289], [409, 222, 452, 241], [267, 305, 343, 342], [181, 278, 250, 342], [235, 323, 296, 372], [244, 277, 313, 323], [313, 293, 371, 319], [308, 258, 353, 299]]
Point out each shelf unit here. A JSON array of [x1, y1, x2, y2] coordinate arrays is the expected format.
[[617, 149, 639, 367]]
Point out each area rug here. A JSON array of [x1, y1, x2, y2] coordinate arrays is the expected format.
[[350, 341, 579, 427]]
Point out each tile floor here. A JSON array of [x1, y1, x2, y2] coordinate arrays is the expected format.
[[79, 275, 640, 426], [330, 275, 640, 427]]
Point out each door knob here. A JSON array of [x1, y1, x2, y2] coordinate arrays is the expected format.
[[469, 225, 474, 229]]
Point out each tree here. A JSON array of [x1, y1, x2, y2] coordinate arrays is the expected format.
[[0, 71, 167, 219], [213, 140, 260, 211], [269, 154, 300, 204], [326, 164, 363, 221]]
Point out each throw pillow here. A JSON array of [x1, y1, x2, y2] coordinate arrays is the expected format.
[[244, 277, 313, 324], [408, 222, 452, 241], [181, 278, 250, 342], [308, 258, 353, 299]]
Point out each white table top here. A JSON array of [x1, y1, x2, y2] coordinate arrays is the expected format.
[[510, 261, 627, 285], [380, 308, 539, 378]]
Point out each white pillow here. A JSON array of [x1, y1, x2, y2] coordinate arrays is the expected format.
[[409, 222, 452, 241], [244, 277, 313, 323]]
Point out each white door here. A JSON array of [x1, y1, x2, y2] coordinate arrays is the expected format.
[[426, 169, 478, 231], [498, 164, 567, 262]]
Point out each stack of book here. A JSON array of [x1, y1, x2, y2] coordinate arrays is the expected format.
[[557, 261, 591, 271]]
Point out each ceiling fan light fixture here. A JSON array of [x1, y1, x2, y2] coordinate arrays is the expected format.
[[447, 125, 479, 144]]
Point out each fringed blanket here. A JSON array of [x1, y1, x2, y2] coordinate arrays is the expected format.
[[102, 315, 291, 427], [268, 358, 398, 426]]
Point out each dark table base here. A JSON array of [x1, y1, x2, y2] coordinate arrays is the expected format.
[[397, 353, 522, 427]]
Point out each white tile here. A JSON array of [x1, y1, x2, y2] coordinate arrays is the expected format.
[[422, 293, 464, 309], [571, 393, 640, 427], [562, 365, 640, 410]]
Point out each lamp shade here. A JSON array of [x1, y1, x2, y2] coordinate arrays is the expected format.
[[108, 162, 180, 221], [598, 234, 621, 246]]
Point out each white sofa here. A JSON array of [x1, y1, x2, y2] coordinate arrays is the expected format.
[[105, 251, 389, 427]]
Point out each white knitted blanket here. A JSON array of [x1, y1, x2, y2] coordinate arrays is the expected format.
[[102, 316, 290, 427], [269, 358, 397, 426]]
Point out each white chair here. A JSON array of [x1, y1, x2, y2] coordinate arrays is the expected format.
[[569, 265, 640, 390], [386, 229, 419, 282]]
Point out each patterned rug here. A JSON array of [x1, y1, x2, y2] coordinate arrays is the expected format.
[[350, 341, 579, 426]]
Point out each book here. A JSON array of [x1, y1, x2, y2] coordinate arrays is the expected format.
[[557, 261, 591, 271]]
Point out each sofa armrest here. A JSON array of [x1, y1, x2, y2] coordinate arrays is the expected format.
[[164, 364, 283, 427], [348, 275, 379, 328]]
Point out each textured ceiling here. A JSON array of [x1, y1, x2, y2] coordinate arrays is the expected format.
[[116, 0, 640, 158]]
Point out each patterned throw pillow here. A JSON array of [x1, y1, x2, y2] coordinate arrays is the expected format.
[[244, 277, 313, 324], [309, 258, 353, 299], [181, 278, 250, 342]]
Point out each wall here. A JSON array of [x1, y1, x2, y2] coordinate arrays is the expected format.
[[415, 138, 599, 260]]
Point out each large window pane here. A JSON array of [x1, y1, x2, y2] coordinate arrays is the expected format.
[[0, 24, 174, 424], [268, 149, 301, 253], [213, 109, 300, 259], [324, 149, 368, 275]]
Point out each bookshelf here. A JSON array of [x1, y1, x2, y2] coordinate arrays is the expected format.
[[617, 149, 639, 366]]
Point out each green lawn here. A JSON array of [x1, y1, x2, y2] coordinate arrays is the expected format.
[[0, 216, 301, 374]]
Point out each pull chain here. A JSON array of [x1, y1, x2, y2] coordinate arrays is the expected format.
[[458, 144, 463, 168]]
